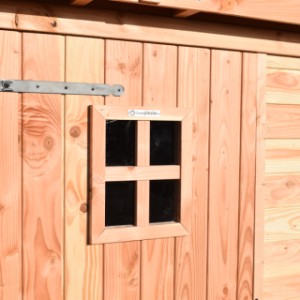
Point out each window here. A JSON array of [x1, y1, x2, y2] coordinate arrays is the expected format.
[[89, 105, 192, 244]]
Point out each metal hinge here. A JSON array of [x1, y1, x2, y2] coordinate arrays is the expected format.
[[0, 80, 124, 97]]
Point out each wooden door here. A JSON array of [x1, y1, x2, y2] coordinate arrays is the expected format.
[[64, 41, 260, 300], [255, 55, 300, 300], [0, 30, 64, 300], [1, 28, 265, 300], [64, 38, 211, 300]]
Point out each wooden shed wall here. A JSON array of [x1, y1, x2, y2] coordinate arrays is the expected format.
[[0, 29, 263, 300], [262, 55, 300, 298], [0, 4, 300, 300]]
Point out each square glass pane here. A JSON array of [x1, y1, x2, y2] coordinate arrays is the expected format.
[[105, 181, 135, 226], [150, 180, 179, 223], [106, 120, 136, 166], [150, 121, 180, 165]]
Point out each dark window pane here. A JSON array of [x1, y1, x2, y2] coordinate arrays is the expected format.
[[150, 121, 180, 165], [150, 180, 179, 223], [105, 181, 135, 226], [106, 120, 136, 166]]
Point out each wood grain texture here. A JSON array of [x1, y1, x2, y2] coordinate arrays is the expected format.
[[264, 206, 300, 243], [111, 0, 300, 25], [175, 46, 210, 300], [94, 223, 188, 244], [103, 40, 142, 300], [266, 104, 300, 139], [264, 240, 300, 280], [65, 36, 104, 300], [265, 66, 300, 107], [0, 30, 21, 300], [263, 240, 300, 299], [104, 242, 140, 299], [105, 40, 142, 106], [265, 90, 300, 105], [141, 239, 174, 299], [237, 53, 257, 300], [1, 2, 300, 56], [179, 111, 193, 232], [267, 55, 300, 71], [265, 139, 300, 174], [105, 166, 180, 181], [253, 54, 267, 300], [22, 32, 64, 300], [261, 54, 300, 300], [267, 69, 300, 92], [89, 107, 106, 244], [263, 274, 300, 300], [143, 43, 177, 107], [136, 121, 150, 227], [208, 50, 242, 300], [141, 43, 177, 300], [265, 173, 300, 208]]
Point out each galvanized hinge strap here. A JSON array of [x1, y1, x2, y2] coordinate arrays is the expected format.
[[0, 80, 124, 97]]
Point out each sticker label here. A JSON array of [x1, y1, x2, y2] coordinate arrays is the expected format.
[[128, 109, 161, 117]]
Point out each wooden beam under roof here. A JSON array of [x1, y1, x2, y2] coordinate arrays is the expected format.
[[110, 0, 300, 25], [174, 9, 198, 18], [140, 0, 160, 3], [1, 1, 300, 57], [70, 0, 93, 5]]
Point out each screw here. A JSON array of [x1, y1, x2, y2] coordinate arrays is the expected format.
[[3, 82, 10, 89]]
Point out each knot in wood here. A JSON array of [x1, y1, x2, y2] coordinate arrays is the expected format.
[[223, 286, 229, 296], [220, 0, 237, 11], [70, 126, 81, 138], [80, 203, 88, 213], [44, 136, 54, 150], [286, 180, 295, 188], [49, 255, 57, 264]]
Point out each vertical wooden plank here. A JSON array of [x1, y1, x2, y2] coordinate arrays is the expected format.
[[175, 46, 210, 300], [143, 43, 177, 108], [0, 30, 22, 300], [237, 53, 258, 300], [253, 54, 267, 300], [89, 107, 106, 243], [141, 238, 175, 299], [141, 43, 177, 300], [104, 241, 140, 299], [22, 33, 64, 300], [104, 40, 142, 300], [136, 121, 150, 227], [179, 111, 193, 232], [208, 50, 242, 300], [65, 36, 104, 300], [105, 39, 142, 106]]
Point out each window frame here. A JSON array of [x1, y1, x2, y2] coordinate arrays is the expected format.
[[89, 105, 192, 244]]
